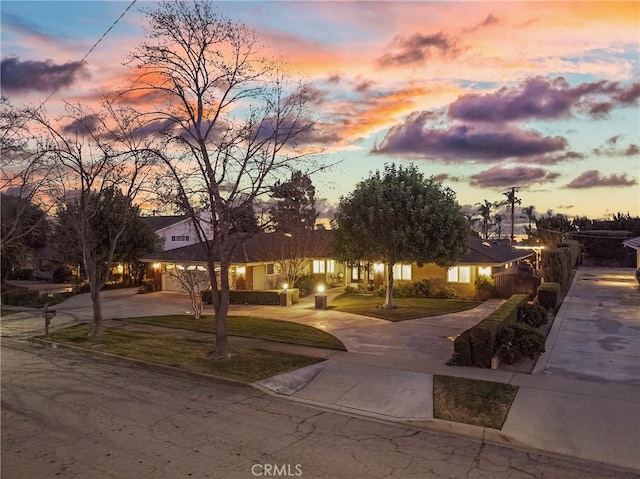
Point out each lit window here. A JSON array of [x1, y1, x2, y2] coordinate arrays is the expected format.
[[478, 266, 492, 277], [327, 260, 335, 274], [393, 264, 412, 280], [448, 266, 471, 284], [313, 260, 325, 274]]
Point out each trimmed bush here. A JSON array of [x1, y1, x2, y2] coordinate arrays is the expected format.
[[9, 269, 34, 280], [470, 320, 502, 367], [518, 303, 548, 328], [496, 323, 546, 365], [557, 240, 581, 267], [542, 247, 572, 291], [537, 282, 561, 309], [202, 289, 299, 305], [484, 294, 529, 324], [344, 285, 357, 294], [1, 290, 64, 307], [452, 329, 473, 367]]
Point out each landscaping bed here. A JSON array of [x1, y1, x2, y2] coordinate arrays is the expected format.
[[331, 294, 481, 321]]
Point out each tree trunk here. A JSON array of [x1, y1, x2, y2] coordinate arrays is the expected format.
[[89, 286, 103, 336], [211, 260, 230, 359], [383, 263, 395, 309]]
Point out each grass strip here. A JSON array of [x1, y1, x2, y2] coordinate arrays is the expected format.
[[48, 324, 323, 382], [433, 375, 518, 429], [331, 294, 481, 321], [120, 315, 346, 351]]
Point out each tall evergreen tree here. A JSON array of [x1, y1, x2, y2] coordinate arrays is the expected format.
[[270, 171, 317, 232]]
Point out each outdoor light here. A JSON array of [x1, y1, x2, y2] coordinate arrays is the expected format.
[[317, 284, 326, 294], [237, 266, 246, 276], [283, 283, 289, 291], [153, 262, 161, 270]]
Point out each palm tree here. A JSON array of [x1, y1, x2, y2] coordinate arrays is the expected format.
[[520, 205, 537, 240], [475, 200, 494, 240], [501, 187, 521, 243], [494, 214, 504, 239]]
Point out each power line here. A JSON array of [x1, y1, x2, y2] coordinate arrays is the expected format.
[[39, 0, 138, 108]]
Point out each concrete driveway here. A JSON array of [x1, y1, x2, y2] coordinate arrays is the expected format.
[[534, 267, 640, 384]]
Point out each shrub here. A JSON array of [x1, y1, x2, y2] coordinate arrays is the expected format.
[[470, 320, 502, 367], [392, 280, 416, 298], [344, 285, 357, 294], [414, 279, 438, 298], [10, 269, 34, 280], [537, 282, 561, 309], [294, 274, 315, 297], [0, 290, 64, 307], [484, 294, 529, 324], [139, 279, 156, 294], [452, 329, 473, 366], [436, 285, 458, 299], [475, 275, 494, 299], [496, 323, 546, 365], [52, 265, 73, 284], [518, 303, 548, 328], [202, 289, 299, 305], [557, 240, 581, 267], [541, 248, 572, 291]]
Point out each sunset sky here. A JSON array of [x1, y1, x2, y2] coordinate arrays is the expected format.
[[1, 1, 639, 225]]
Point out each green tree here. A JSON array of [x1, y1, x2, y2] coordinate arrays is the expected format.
[[501, 186, 521, 243], [534, 211, 575, 246], [270, 171, 317, 232], [0, 193, 49, 279], [332, 164, 469, 309]]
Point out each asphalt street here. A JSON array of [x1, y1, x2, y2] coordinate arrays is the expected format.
[[2, 340, 637, 479]]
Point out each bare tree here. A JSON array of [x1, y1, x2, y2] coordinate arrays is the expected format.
[[164, 263, 211, 319], [28, 102, 156, 335], [1, 99, 55, 259], [124, 1, 316, 358]]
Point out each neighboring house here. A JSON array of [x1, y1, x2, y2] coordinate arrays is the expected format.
[[142, 212, 213, 251], [140, 230, 341, 292], [623, 236, 640, 268]]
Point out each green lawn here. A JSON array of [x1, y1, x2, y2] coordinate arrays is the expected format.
[[433, 375, 518, 429], [331, 294, 481, 321], [119, 315, 346, 351], [48, 324, 323, 382]]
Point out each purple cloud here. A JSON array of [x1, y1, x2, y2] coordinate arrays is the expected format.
[[373, 111, 567, 161], [566, 170, 637, 189], [470, 166, 560, 188], [1, 57, 89, 93], [377, 32, 460, 67], [449, 77, 640, 122], [625, 144, 639, 156]]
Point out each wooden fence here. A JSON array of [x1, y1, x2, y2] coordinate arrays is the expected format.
[[492, 271, 542, 298]]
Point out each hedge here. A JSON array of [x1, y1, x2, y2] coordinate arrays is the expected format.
[[537, 282, 561, 309], [541, 247, 572, 291], [452, 294, 529, 367], [557, 240, 581, 268], [202, 289, 300, 305], [1, 290, 64, 307]]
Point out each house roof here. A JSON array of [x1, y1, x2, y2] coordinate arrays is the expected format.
[[457, 236, 533, 266], [141, 215, 187, 232], [623, 236, 640, 250], [140, 230, 335, 264]]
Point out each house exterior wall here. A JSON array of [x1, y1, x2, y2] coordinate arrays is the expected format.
[[411, 263, 478, 298]]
